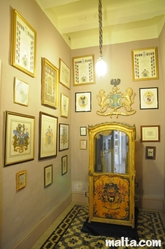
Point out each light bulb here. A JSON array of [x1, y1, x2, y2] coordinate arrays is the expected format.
[[95, 57, 107, 78]]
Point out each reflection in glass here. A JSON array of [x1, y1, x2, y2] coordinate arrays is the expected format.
[[95, 130, 129, 174]]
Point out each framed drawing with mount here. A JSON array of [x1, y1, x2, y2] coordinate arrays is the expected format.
[[132, 47, 159, 81], [73, 55, 95, 86], [39, 112, 58, 159], [140, 125, 160, 142], [11, 9, 36, 77], [139, 87, 158, 109], [75, 92, 91, 112]]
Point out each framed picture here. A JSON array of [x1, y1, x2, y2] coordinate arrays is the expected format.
[[80, 126, 87, 136], [59, 123, 69, 151], [39, 112, 58, 159], [5, 111, 35, 166], [14, 77, 29, 106], [44, 165, 53, 187], [132, 47, 159, 81], [73, 54, 95, 85], [61, 155, 68, 175], [41, 58, 58, 109], [75, 92, 91, 112], [80, 139, 87, 150], [145, 146, 156, 160], [140, 125, 160, 142], [16, 170, 26, 191], [60, 93, 69, 118], [11, 9, 36, 77], [59, 59, 70, 89], [139, 87, 158, 109]]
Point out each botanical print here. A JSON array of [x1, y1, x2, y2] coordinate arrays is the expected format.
[[13, 123, 30, 153], [45, 126, 53, 146], [59, 124, 69, 151], [93, 175, 130, 220], [41, 118, 56, 156]]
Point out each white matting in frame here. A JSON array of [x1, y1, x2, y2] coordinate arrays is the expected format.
[[14, 77, 29, 106], [5, 111, 35, 166], [75, 92, 91, 112], [11, 9, 36, 77], [139, 87, 158, 109]]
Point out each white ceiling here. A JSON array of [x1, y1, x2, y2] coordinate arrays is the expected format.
[[35, 0, 165, 49]]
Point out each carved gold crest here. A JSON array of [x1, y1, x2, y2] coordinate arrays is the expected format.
[[96, 79, 136, 118]]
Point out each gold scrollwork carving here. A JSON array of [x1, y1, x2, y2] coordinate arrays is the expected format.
[[96, 80, 136, 118]]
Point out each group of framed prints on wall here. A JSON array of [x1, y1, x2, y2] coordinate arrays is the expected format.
[[9, 8, 71, 191], [132, 47, 160, 161]]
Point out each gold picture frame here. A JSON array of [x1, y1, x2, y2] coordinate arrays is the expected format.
[[14, 77, 29, 106], [140, 125, 160, 142], [80, 139, 87, 150], [132, 47, 159, 81], [41, 58, 58, 109], [16, 170, 26, 191], [11, 9, 36, 77], [44, 165, 53, 187], [60, 93, 69, 118], [61, 155, 68, 175], [59, 59, 70, 89], [73, 54, 95, 86], [5, 111, 35, 166], [39, 112, 58, 159]]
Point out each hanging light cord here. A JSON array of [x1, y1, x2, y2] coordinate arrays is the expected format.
[[98, 0, 103, 58]]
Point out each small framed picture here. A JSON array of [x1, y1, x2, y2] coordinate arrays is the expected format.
[[60, 93, 69, 118], [61, 155, 68, 175], [14, 77, 29, 106], [132, 47, 159, 81], [145, 146, 156, 160], [72, 54, 95, 86], [44, 165, 53, 187], [80, 139, 87, 150], [59, 123, 69, 151], [59, 58, 70, 89], [140, 125, 160, 142], [16, 170, 26, 191], [80, 126, 87, 136], [139, 87, 158, 109], [75, 92, 91, 112]]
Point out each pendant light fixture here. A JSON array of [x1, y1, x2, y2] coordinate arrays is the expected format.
[[95, 0, 107, 78]]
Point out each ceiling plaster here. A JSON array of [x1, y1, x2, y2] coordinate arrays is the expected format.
[[35, 0, 165, 49]]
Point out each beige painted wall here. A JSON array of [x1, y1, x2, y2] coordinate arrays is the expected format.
[[159, 24, 165, 211], [0, 0, 72, 249], [71, 40, 165, 209], [0, 0, 165, 248]]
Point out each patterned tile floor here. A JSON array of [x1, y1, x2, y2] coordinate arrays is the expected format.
[[32, 203, 165, 249]]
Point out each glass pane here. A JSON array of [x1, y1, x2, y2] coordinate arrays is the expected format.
[[94, 130, 129, 174]]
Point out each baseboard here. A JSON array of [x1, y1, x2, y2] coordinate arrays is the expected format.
[[136, 196, 164, 210], [72, 191, 88, 204], [14, 193, 72, 249]]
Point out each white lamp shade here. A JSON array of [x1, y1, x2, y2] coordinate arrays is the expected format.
[[95, 58, 107, 78]]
